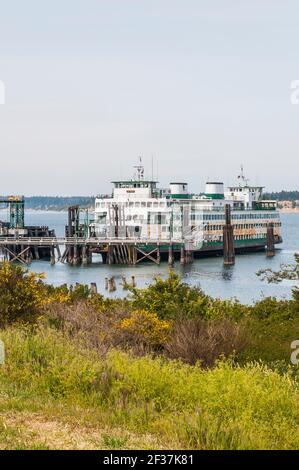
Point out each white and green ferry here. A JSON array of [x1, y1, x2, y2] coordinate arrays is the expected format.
[[92, 162, 282, 261]]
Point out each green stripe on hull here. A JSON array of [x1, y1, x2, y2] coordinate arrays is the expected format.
[[136, 237, 273, 253], [204, 237, 267, 248]]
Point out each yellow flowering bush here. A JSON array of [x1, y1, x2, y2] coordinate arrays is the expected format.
[[120, 309, 172, 348], [44, 284, 71, 306], [0, 262, 47, 326]]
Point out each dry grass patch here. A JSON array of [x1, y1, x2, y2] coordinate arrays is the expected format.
[[0, 411, 165, 450]]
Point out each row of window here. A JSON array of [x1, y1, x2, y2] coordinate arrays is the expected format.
[[96, 201, 280, 218], [97, 201, 168, 209], [208, 233, 269, 242], [206, 222, 281, 231]]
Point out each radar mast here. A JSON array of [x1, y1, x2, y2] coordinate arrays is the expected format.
[[134, 156, 145, 181]]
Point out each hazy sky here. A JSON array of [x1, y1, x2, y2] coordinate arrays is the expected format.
[[0, 0, 299, 195]]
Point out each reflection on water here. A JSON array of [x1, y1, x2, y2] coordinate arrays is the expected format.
[[222, 266, 234, 281], [4, 210, 298, 304]]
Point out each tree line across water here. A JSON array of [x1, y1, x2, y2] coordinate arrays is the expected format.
[[263, 191, 299, 201], [0, 191, 297, 212], [25, 191, 299, 210], [24, 196, 95, 210]]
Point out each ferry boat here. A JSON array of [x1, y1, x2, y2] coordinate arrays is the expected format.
[[92, 161, 282, 261]]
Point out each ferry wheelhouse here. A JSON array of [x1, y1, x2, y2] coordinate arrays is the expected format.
[[92, 163, 282, 259]]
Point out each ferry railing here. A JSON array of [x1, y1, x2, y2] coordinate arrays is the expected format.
[[0, 236, 184, 245]]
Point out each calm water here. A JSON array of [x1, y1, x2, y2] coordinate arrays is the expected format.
[[4, 210, 299, 304]]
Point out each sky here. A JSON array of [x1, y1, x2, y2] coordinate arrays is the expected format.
[[0, 0, 299, 195]]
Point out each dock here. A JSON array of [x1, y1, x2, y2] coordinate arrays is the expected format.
[[0, 236, 188, 265]]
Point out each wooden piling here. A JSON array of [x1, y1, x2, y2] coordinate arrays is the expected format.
[[56, 244, 61, 261], [157, 245, 161, 265], [73, 245, 78, 265], [107, 245, 113, 265], [60, 247, 69, 264], [180, 246, 185, 264], [82, 245, 88, 265], [50, 246, 55, 265], [266, 222, 275, 257], [34, 228, 40, 259], [108, 277, 116, 292], [168, 243, 174, 266], [90, 282, 97, 294], [223, 204, 235, 266], [133, 246, 137, 265]]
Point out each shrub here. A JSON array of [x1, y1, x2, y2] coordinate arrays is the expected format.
[[128, 272, 206, 319], [251, 297, 297, 321], [165, 316, 248, 366], [128, 272, 248, 320], [45, 301, 109, 355], [0, 262, 46, 326], [46, 302, 171, 355], [119, 309, 172, 350]]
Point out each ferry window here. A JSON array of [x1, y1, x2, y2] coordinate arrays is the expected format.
[[135, 202, 140, 208], [153, 202, 158, 208], [147, 202, 152, 207], [141, 202, 146, 207]]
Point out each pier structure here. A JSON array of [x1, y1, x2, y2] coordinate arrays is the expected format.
[[0, 195, 58, 263], [62, 206, 92, 265], [0, 236, 191, 266]]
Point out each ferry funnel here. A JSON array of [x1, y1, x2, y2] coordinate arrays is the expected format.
[[205, 182, 224, 199]]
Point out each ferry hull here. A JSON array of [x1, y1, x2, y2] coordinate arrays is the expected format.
[[99, 236, 283, 263]]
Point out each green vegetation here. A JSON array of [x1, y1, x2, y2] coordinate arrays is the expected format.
[[263, 190, 299, 201], [0, 262, 299, 449]]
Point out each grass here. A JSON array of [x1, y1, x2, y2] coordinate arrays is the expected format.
[[1, 326, 299, 449]]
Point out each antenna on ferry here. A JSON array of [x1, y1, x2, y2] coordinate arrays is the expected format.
[[134, 156, 144, 181], [238, 164, 249, 186]]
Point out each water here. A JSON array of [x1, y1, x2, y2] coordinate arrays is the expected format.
[[4, 210, 299, 304]]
